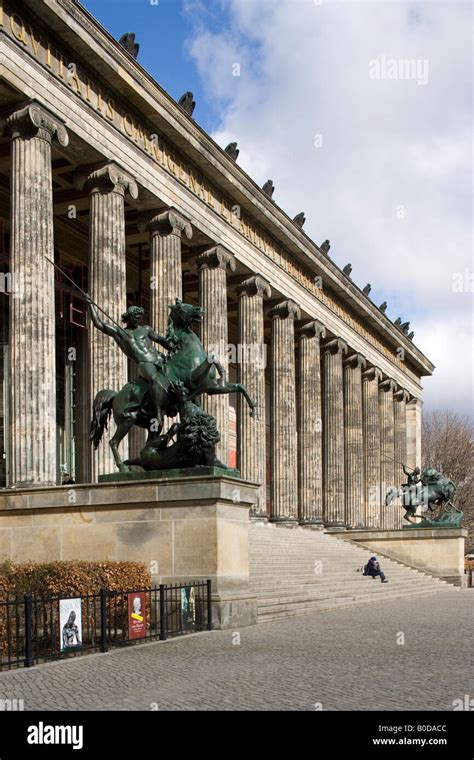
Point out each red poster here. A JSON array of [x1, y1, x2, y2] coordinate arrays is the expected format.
[[128, 592, 146, 640]]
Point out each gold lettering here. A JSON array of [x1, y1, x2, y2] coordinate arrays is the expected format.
[[220, 198, 230, 221], [105, 98, 115, 121], [57, 52, 68, 78], [206, 187, 215, 208], [167, 153, 177, 176], [122, 113, 135, 138], [188, 169, 198, 195], [84, 78, 93, 102], [10, 13, 27, 45], [0, 2, 3, 28], [68, 70, 82, 95], [97, 88, 103, 112], [28, 26, 41, 56], [178, 161, 188, 184], [45, 40, 52, 68]]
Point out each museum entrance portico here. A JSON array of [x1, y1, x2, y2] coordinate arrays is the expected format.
[[0, 0, 432, 531]]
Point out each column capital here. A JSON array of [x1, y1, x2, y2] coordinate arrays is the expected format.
[[196, 245, 236, 273], [344, 352, 366, 370], [268, 299, 301, 321], [322, 337, 348, 356], [74, 162, 139, 199], [3, 101, 69, 146], [394, 388, 410, 403], [296, 319, 326, 340], [236, 275, 271, 299], [362, 366, 383, 383], [138, 207, 192, 240], [379, 378, 397, 393]]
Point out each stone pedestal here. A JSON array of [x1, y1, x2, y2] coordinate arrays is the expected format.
[[0, 475, 259, 628], [269, 300, 301, 525], [322, 338, 348, 527], [75, 163, 138, 481], [362, 367, 382, 527], [297, 320, 325, 526], [3, 102, 68, 487], [332, 527, 468, 587], [379, 378, 396, 529], [236, 276, 271, 516], [197, 246, 236, 466], [140, 208, 192, 335], [344, 353, 366, 528]]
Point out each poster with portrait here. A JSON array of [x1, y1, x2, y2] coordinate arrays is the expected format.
[[128, 592, 146, 640], [181, 586, 196, 630], [59, 597, 82, 652]]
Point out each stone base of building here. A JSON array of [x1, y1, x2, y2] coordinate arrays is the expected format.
[[0, 474, 259, 628], [329, 527, 468, 587]]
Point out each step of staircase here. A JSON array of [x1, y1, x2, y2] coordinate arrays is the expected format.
[[249, 522, 459, 622]]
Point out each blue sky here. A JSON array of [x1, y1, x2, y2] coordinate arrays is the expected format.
[[81, 0, 230, 133], [82, 0, 472, 417]]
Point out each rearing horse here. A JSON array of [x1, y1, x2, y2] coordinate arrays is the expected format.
[[90, 299, 257, 472]]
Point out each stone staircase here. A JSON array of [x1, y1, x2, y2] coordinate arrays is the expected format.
[[249, 522, 460, 622]]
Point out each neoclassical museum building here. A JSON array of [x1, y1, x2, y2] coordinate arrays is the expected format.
[[0, 0, 433, 531]]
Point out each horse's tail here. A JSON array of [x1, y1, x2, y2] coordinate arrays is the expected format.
[[89, 390, 116, 449]]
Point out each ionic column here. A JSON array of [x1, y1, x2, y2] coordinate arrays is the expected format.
[[379, 378, 397, 529], [406, 397, 422, 470], [196, 246, 236, 465], [362, 366, 382, 527], [269, 300, 301, 524], [343, 353, 366, 528], [322, 338, 348, 527], [236, 276, 271, 514], [297, 320, 326, 526], [394, 389, 410, 485], [76, 163, 138, 479], [4, 102, 68, 486], [139, 208, 192, 335]]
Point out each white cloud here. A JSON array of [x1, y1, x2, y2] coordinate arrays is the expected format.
[[185, 0, 473, 416]]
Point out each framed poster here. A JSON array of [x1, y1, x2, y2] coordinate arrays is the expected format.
[[59, 597, 82, 652], [128, 592, 146, 640], [181, 586, 196, 630]]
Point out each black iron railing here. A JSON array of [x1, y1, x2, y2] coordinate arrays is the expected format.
[[0, 580, 212, 670]]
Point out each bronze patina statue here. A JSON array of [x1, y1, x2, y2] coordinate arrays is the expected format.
[[89, 299, 256, 473], [385, 465, 461, 527]]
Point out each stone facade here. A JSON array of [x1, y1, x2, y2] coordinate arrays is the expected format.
[[0, 0, 434, 537]]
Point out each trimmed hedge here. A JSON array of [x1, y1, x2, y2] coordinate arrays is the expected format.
[[0, 560, 151, 599]]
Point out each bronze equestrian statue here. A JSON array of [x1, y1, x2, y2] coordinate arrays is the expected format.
[[89, 298, 256, 472], [385, 465, 460, 526]]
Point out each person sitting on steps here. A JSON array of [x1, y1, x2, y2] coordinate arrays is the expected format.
[[363, 556, 389, 583]]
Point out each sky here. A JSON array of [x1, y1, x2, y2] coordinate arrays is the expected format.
[[83, 0, 473, 418]]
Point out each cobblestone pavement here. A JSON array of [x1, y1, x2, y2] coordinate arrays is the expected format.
[[0, 593, 472, 711]]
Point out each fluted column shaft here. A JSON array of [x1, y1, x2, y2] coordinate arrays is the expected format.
[[5, 103, 68, 486], [197, 246, 236, 465], [237, 276, 271, 513], [141, 208, 192, 335], [323, 338, 348, 526], [344, 353, 366, 527], [297, 320, 326, 525], [406, 397, 422, 469], [362, 367, 382, 527], [394, 389, 409, 486], [379, 378, 397, 528], [269, 300, 301, 523], [76, 163, 138, 480]]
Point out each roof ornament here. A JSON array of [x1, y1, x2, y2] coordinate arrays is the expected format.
[[362, 283, 372, 296], [119, 33, 139, 59], [320, 240, 331, 255], [178, 92, 196, 117], [225, 142, 239, 161], [343, 263, 352, 277], [262, 180, 275, 198], [379, 301, 388, 313], [293, 212, 306, 228]]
